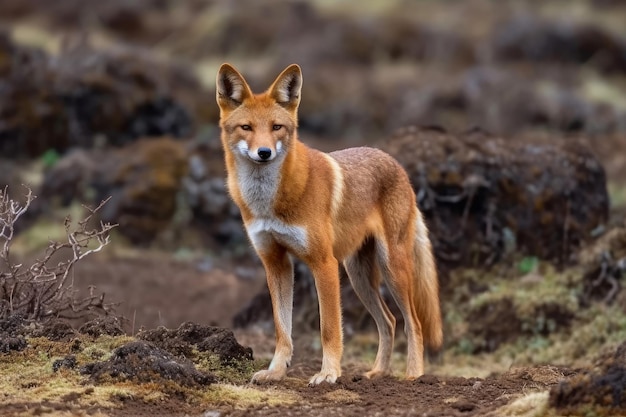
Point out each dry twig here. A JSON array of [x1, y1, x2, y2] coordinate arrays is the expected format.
[[0, 187, 117, 320]]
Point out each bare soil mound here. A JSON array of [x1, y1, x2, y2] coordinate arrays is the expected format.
[[78, 316, 125, 338], [467, 298, 574, 353], [0, 314, 27, 353], [33, 320, 77, 342], [138, 321, 253, 363], [81, 340, 216, 389], [550, 341, 626, 414], [0, 33, 206, 158], [384, 127, 609, 267]]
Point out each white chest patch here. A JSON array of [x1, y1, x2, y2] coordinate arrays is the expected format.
[[235, 156, 308, 254], [247, 218, 308, 254]]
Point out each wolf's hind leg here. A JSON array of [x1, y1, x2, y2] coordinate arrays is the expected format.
[[344, 238, 396, 379], [377, 239, 425, 379]]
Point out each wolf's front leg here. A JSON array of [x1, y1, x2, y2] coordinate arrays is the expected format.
[[251, 246, 294, 384], [308, 256, 343, 385]]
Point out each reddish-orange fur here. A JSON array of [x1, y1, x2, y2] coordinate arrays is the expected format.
[[216, 64, 442, 385]]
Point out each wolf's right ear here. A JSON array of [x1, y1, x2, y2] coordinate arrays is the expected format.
[[216, 64, 252, 112]]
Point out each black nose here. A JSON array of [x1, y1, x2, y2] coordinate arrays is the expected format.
[[258, 147, 272, 160]]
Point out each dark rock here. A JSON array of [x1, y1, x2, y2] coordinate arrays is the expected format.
[[196, 328, 254, 363], [492, 16, 626, 73], [81, 340, 215, 387], [53, 355, 77, 372], [0, 314, 26, 334], [183, 139, 249, 251], [0, 315, 28, 352], [124, 97, 192, 139], [38, 137, 188, 245], [78, 316, 124, 337], [0, 334, 27, 353], [33, 320, 76, 342], [383, 127, 609, 267], [550, 340, 626, 411], [457, 67, 616, 135], [138, 322, 253, 364], [92, 138, 188, 245], [0, 32, 205, 158]]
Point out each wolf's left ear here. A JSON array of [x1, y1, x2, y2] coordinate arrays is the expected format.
[[268, 64, 302, 112], [216, 64, 253, 112]]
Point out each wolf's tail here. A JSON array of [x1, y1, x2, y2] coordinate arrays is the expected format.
[[412, 213, 443, 351]]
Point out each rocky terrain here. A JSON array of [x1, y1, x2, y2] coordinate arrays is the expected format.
[[1, 0, 626, 416]]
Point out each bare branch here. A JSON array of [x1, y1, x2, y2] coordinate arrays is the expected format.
[[0, 188, 118, 321]]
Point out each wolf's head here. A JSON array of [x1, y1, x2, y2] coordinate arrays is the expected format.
[[216, 64, 302, 164]]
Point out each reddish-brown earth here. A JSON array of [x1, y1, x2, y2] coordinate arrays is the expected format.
[[13, 253, 575, 417]]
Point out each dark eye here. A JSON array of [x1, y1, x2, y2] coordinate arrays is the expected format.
[[272, 124, 283, 131], [241, 124, 252, 131]]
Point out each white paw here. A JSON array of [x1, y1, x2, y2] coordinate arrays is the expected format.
[[251, 368, 286, 384], [308, 369, 340, 386]]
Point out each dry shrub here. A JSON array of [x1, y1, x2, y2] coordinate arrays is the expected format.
[[0, 187, 116, 320]]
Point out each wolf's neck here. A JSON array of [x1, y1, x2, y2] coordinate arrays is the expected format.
[[235, 139, 310, 219], [271, 140, 310, 216], [235, 155, 283, 218]]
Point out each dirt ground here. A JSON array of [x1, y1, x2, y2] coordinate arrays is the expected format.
[[0, 253, 567, 417], [108, 364, 567, 417], [74, 252, 266, 332], [0, 251, 573, 417], [218, 359, 568, 417]]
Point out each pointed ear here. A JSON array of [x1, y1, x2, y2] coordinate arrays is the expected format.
[[216, 63, 253, 112], [268, 64, 302, 112]]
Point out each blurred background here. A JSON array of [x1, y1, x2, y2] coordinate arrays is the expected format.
[[0, 0, 625, 362]]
